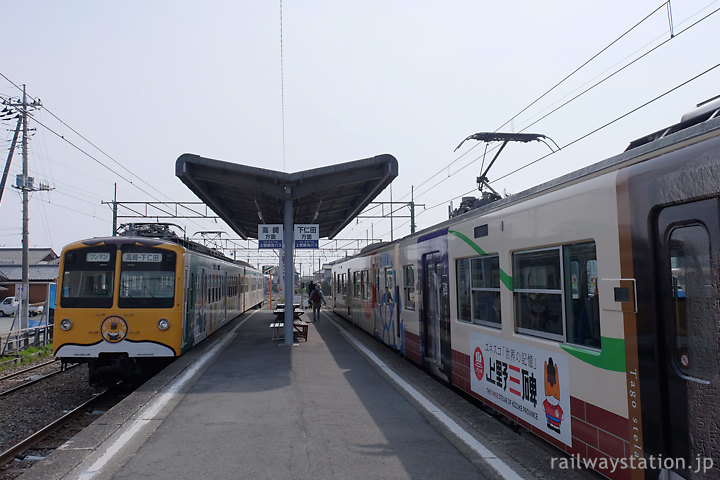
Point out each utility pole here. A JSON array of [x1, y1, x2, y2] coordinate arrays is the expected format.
[[0, 117, 22, 205], [6, 85, 44, 330]]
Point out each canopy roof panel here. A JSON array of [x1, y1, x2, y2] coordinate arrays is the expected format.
[[175, 153, 398, 240]]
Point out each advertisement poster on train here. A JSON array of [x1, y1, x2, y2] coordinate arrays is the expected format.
[[469, 332, 572, 446]]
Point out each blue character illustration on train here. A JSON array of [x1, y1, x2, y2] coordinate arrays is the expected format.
[[373, 253, 400, 350]]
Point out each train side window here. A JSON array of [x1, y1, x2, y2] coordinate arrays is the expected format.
[[456, 255, 501, 327], [513, 248, 564, 341], [353, 272, 361, 298], [403, 265, 415, 310], [361, 270, 369, 300], [669, 225, 715, 381], [456, 258, 471, 321], [564, 242, 600, 349], [383, 268, 394, 303]]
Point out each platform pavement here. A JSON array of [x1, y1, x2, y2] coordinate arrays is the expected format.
[[22, 309, 601, 480]]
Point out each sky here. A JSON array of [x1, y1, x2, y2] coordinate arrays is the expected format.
[[1, 0, 719, 273]]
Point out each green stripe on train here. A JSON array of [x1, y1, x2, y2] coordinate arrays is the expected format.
[[561, 337, 626, 372], [448, 230, 513, 290], [448, 229, 624, 372]]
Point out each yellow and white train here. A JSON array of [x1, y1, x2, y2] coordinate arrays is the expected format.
[[53, 223, 263, 384]]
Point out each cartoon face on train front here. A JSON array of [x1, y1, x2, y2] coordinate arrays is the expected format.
[[101, 316, 128, 343]]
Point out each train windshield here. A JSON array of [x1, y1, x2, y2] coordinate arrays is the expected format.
[[119, 246, 176, 308], [60, 246, 116, 308]]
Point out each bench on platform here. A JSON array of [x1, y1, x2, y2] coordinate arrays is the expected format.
[[272, 303, 305, 322], [270, 321, 309, 342]]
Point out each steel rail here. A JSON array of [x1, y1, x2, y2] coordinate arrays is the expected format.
[[0, 388, 111, 466], [0, 359, 58, 382], [0, 363, 77, 397]]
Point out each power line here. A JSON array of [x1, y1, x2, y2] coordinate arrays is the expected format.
[[493, 61, 720, 184], [414, 61, 720, 223], [402, 2, 719, 209], [513, 4, 720, 138], [0, 72, 173, 203], [494, 1, 669, 133], [395, 2, 712, 206]]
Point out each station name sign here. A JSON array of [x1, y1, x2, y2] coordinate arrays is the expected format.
[[294, 224, 318, 249], [257, 224, 319, 249], [258, 224, 283, 249]]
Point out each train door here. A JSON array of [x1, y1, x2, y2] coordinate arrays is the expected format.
[[421, 251, 451, 382], [196, 268, 207, 341], [183, 268, 193, 350], [241, 268, 246, 313], [656, 198, 720, 480], [347, 269, 352, 318]]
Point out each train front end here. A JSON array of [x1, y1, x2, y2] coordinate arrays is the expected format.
[[53, 238, 184, 384]]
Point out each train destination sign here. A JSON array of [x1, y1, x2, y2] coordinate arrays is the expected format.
[[86, 252, 111, 262], [121, 252, 162, 262], [469, 331, 572, 446], [258, 224, 283, 249], [294, 224, 319, 249]]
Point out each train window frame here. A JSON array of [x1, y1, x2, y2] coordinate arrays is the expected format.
[[668, 224, 715, 381], [118, 246, 176, 309], [361, 270, 369, 300], [456, 255, 501, 328], [512, 242, 601, 347], [383, 267, 394, 303], [353, 272, 361, 298], [403, 265, 416, 311], [60, 246, 116, 308], [512, 247, 565, 341], [563, 242, 601, 349]]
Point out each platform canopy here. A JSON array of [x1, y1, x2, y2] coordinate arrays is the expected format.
[[175, 153, 398, 240]]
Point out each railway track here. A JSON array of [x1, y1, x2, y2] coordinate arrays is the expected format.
[[0, 360, 76, 397], [0, 360, 136, 479], [0, 387, 111, 467], [0, 360, 59, 382]]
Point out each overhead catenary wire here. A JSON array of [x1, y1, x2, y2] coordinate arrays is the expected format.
[[1, 72, 174, 204], [395, 1, 720, 225], [0, 74, 248, 254], [396, 1, 716, 207], [512, 4, 720, 138], [399, 60, 720, 238]]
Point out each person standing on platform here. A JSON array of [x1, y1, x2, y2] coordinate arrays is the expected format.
[[306, 280, 315, 308], [310, 283, 326, 322]]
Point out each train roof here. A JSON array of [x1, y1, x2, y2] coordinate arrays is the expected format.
[[354, 108, 720, 256], [67, 223, 257, 270]]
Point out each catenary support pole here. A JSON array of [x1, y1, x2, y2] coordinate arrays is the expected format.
[[283, 186, 295, 345]]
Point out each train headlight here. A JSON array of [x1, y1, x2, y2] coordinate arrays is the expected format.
[[158, 318, 170, 331], [60, 318, 72, 331]]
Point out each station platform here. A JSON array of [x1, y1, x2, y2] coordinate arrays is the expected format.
[[23, 309, 600, 480]]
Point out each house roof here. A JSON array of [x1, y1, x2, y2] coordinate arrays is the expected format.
[[0, 248, 59, 265], [0, 264, 59, 282]]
